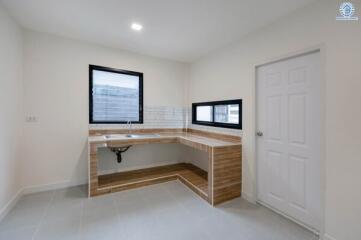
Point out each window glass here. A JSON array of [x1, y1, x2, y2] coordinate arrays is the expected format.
[[214, 104, 239, 124], [192, 99, 242, 129], [196, 106, 213, 122], [90, 66, 143, 123]]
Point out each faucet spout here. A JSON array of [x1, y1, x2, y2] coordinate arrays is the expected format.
[[127, 120, 132, 134]]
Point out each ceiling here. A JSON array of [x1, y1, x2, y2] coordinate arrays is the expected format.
[[1, 0, 316, 62]]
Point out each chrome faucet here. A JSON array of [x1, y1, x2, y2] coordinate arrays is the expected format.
[[127, 120, 132, 134]]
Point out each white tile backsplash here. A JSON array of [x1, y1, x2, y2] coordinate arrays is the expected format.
[[89, 105, 242, 137], [89, 105, 187, 129], [188, 124, 242, 136]]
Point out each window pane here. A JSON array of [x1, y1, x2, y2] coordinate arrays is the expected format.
[[196, 106, 213, 122], [92, 70, 139, 122], [214, 104, 239, 124]]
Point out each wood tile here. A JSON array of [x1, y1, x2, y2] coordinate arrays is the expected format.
[[212, 145, 242, 205], [88, 128, 242, 205], [186, 128, 241, 143], [95, 163, 208, 200]]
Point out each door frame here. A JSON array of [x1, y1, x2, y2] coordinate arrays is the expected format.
[[254, 45, 326, 236]]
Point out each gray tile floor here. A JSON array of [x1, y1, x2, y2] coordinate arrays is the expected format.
[[0, 181, 318, 240]]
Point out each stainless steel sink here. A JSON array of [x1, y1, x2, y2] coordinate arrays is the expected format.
[[104, 134, 124, 139], [125, 134, 160, 138], [104, 134, 160, 139]]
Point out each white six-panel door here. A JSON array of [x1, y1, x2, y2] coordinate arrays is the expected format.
[[256, 51, 321, 230]]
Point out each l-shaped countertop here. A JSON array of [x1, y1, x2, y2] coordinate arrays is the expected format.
[[88, 129, 241, 153], [88, 128, 242, 205]]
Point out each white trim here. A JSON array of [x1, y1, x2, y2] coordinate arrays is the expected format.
[[97, 171, 208, 197], [178, 175, 208, 197], [97, 174, 176, 190], [0, 188, 23, 222], [0, 179, 88, 222], [255, 49, 320, 68], [323, 234, 337, 240], [211, 147, 214, 206], [257, 200, 319, 236], [22, 179, 88, 195], [241, 191, 256, 203], [254, 44, 324, 68]]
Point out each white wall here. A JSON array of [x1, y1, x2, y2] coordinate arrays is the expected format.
[[2, 1, 361, 239], [22, 30, 189, 189], [98, 144, 189, 174], [0, 4, 23, 217], [189, 1, 361, 239]]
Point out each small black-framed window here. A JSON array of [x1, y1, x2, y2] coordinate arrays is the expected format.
[[192, 99, 242, 129], [89, 65, 143, 124]]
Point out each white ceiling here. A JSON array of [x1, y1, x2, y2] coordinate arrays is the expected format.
[[1, 0, 315, 62]]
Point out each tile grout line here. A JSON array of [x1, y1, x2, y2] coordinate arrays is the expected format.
[[163, 180, 203, 215], [78, 196, 85, 238], [112, 194, 122, 225], [3, 184, 317, 240], [112, 189, 142, 238], [31, 190, 56, 240]]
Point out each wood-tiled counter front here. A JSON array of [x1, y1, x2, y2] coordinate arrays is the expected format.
[[88, 128, 242, 205]]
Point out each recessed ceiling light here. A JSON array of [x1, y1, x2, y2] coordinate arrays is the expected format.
[[131, 23, 143, 31]]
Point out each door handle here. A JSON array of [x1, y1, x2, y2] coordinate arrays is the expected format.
[[256, 131, 263, 137]]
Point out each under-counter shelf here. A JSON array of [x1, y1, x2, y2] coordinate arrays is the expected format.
[[89, 129, 242, 205], [97, 163, 209, 200]]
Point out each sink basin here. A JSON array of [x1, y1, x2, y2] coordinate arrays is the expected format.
[[125, 134, 160, 138], [104, 134, 124, 139], [104, 134, 160, 139]]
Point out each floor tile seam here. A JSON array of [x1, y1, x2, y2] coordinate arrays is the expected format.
[[31, 190, 56, 240], [78, 199, 85, 237], [112, 191, 138, 222]]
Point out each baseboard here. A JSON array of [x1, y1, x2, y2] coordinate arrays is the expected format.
[[241, 191, 256, 203], [18, 161, 181, 195], [0, 188, 23, 222], [0, 179, 88, 222], [22, 179, 88, 195], [257, 200, 319, 235], [323, 234, 337, 240]]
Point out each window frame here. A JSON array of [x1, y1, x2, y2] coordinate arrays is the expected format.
[[192, 99, 242, 129], [89, 64, 144, 124]]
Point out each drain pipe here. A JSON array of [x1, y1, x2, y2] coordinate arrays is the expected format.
[[109, 146, 132, 163]]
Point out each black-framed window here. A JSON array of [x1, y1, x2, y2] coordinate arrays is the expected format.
[[89, 65, 143, 124], [192, 99, 242, 129]]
